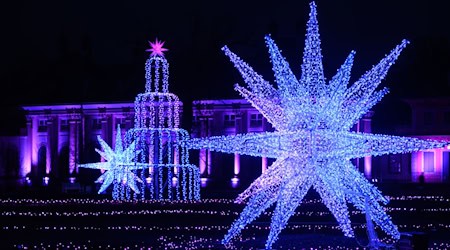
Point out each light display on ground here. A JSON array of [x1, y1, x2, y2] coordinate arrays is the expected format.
[[187, 1, 449, 249], [78, 125, 148, 200], [124, 39, 200, 200], [2, 196, 450, 249]]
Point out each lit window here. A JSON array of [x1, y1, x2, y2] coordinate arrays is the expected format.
[[224, 114, 236, 128], [423, 151, 435, 173], [250, 114, 263, 127], [38, 120, 47, 132], [115, 118, 127, 127], [60, 119, 68, 131], [92, 118, 102, 130]]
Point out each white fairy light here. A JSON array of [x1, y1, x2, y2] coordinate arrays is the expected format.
[[187, 2, 448, 249]]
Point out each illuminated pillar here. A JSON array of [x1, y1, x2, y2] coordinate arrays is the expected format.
[[355, 121, 360, 171], [68, 117, 81, 175], [69, 119, 77, 175], [21, 118, 33, 177], [111, 114, 116, 148], [199, 149, 206, 175], [125, 117, 133, 130], [101, 118, 109, 146], [31, 117, 38, 175], [207, 150, 212, 177], [199, 116, 212, 177], [100, 118, 109, 172], [234, 153, 240, 177], [411, 152, 421, 182], [234, 112, 241, 178], [26, 119, 33, 175], [148, 145, 154, 174], [173, 147, 179, 174], [19, 135, 30, 177], [46, 119, 52, 175], [362, 115, 372, 179], [262, 156, 268, 173]]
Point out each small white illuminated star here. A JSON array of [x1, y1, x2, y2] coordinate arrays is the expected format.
[[78, 126, 146, 196]]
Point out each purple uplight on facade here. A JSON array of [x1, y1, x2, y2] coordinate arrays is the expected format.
[[19, 103, 135, 182], [410, 135, 450, 183]]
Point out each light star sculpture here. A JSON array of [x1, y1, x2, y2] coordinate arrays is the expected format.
[[187, 2, 449, 249], [78, 125, 147, 200], [145, 38, 168, 57]]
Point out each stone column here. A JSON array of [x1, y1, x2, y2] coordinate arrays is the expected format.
[[26, 118, 33, 176], [46, 119, 53, 175], [101, 117, 109, 146], [198, 115, 212, 177], [199, 149, 207, 175], [207, 150, 212, 177], [355, 121, 360, 171], [234, 153, 240, 178], [362, 112, 373, 179], [68, 115, 81, 175], [173, 146, 179, 174], [261, 116, 268, 174], [68, 119, 77, 175], [31, 117, 38, 176], [99, 117, 109, 174], [234, 113, 242, 179], [125, 116, 133, 130], [262, 157, 268, 174], [111, 114, 116, 148], [75, 119, 81, 174]]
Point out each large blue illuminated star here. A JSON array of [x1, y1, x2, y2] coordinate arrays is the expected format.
[[78, 126, 145, 196], [188, 2, 448, 249]]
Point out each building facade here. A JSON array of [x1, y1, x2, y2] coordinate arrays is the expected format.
[[1, 102, 141, 183], [393, 98, 450, 183], [1, 97, 449, 184]]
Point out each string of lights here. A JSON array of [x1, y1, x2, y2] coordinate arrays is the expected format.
[[78, 39, 200, 201], [125, 39, 199, 200]]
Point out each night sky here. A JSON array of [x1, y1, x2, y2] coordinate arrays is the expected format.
[[0, 0, 449, 134]]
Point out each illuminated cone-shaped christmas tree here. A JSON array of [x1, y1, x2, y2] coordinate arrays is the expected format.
[[125, 39, 200, 200]]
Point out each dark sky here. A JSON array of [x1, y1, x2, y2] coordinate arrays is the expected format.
[[0, 0, 449, 133]]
